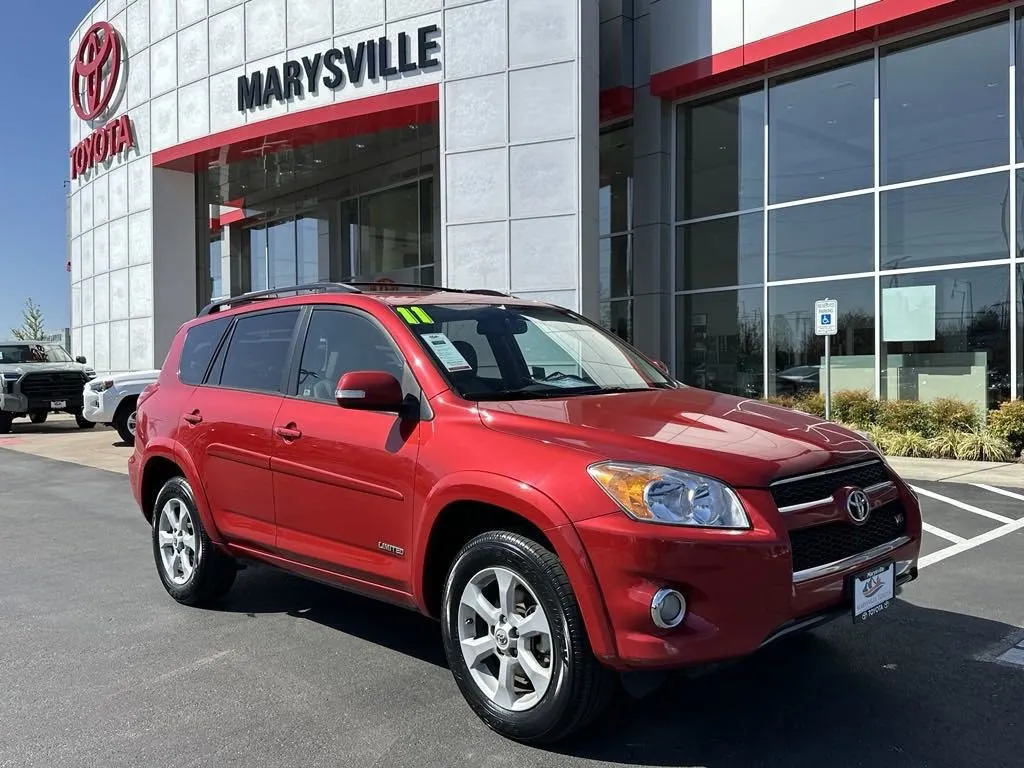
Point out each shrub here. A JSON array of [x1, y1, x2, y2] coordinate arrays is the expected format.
[[793, 391, 826, 418], [928, 430, 960, 460], [884, 431, 932, 458], [987, 400, 1024, 458], [953, 428, 1015, 463], [930, 397, 980, 432], [877, 399, 935, 436], [763, 395, 796, 410], [831, 389, 879, 427]]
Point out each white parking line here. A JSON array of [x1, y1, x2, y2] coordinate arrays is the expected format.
[[922, 522, 966, 544], [919, 515, 1024, 568], [910, 485, 1015, 524], [972, 484, 1024, 504]]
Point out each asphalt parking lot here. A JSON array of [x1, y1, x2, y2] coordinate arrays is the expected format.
[[1, 448, 1022, 768]]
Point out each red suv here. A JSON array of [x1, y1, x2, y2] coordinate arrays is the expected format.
[[130, 282, 921, 743]]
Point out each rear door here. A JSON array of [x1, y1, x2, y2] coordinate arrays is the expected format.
[[178, 308, 302, 551], [270, 306, 422, 591]]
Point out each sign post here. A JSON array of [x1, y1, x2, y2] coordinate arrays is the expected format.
[[814, 298, 838, 420]]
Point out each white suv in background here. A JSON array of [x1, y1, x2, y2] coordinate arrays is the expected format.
[[82, 369, 160, 445]]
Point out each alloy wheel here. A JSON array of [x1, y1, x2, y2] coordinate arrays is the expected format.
[[457, 566, 554, 712], [157, 498, 199, 585]]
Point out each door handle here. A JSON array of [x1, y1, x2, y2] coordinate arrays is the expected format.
[[275, 424, 302, 441], [183, 411, 203, 425]]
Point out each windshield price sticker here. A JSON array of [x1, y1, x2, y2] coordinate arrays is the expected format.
[[421, 332, 472, 372]]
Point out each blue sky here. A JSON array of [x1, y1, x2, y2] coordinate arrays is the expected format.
[[0, 2, 93, 338]]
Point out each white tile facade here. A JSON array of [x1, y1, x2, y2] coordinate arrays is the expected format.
[[70, 0, 598, 372]]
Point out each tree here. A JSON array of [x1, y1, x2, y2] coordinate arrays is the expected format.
[[10, 298, 47, 341]]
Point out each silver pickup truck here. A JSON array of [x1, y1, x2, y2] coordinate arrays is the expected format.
[[0, 340, 97, 433]]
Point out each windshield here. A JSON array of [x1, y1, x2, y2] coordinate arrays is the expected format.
[[398, 303, 677, 400], [0, 343, 74, 364]]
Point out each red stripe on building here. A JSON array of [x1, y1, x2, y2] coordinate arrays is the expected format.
[[650, 0, 1010, 101]]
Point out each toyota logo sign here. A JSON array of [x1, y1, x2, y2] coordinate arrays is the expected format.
[[847, 489, 871, 524], [71, 21, 123, 121]]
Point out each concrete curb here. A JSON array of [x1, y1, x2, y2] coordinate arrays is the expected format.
[[885, 456, 1024, 489]]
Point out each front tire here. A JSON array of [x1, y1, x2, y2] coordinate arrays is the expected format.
[[0, 413, 12, 434], [152, 476, 236, 606], [441, 531, 614, 744], [29, 410, 47, 424], [113, 399, 138, 445], [75, 409, 96, 429]]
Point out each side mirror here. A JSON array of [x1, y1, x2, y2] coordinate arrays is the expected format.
[[335, 371, 404, 412], [75, 356, 87, 364]]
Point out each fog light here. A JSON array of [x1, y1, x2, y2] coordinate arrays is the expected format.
[[650, 587, 687, 629]]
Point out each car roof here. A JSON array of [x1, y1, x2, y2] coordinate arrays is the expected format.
[[193, 282, 551, 323]]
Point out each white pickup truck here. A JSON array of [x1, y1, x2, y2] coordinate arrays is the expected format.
[[82, 369, 160, 445]]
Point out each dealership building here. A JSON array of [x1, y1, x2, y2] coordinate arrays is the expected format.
[[69, 0, 1024, 415]]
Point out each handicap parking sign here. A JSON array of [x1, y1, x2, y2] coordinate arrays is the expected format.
[[814, 299, 838, 336]]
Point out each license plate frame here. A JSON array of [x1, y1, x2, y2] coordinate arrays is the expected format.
[[50, 400, 67, 409], [851, 561, 895, 623]]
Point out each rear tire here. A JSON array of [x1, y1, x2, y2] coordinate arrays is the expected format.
[[29, 410, 48, 424], [441, 530, 614, 744], [113, 398, 138, 445], [152, 476, 237, 607]]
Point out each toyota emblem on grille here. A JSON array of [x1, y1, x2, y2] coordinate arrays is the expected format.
[[847, 489, 870, 524]]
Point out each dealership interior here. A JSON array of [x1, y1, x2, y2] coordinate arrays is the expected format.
[[196, 11, 1024, 417]]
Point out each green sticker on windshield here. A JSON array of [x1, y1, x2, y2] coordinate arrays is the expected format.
[[397, 307, 419, 324], [410, 306, 433, 323]]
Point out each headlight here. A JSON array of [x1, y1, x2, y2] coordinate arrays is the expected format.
[[587, 462, 751, 529]]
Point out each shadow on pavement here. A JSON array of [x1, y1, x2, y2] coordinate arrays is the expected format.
[[211, 565, 1023, 766], [217, 563, 447, 668]]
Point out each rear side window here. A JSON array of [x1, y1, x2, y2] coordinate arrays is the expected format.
[[217, 310, 300, 394], [178, 317, 230, 385]]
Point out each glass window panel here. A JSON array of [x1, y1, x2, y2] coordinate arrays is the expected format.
[[769, 58, 874, 203], [296, 217, 320, 284], [881, 20, 1009, 185], [678, 88, 764, 220], [333, 199, 360, 280], [209, 235, 223, 301], [608, 300, 633, 342], [419, 177, 436, 279], [268, 219, 297, 289], [677, 212, 763, 291], [769, 195, 873, 281], [880, 172, 1010, 271], [217, 310, 301, 394], [881, 266, 1010, 411], [678, 288, 764, 398], [1016, 11, 1024, 160], [600, 123, 634, 235], [249, 226, 268, 292], [357, 182, 420, 278], [1018, 265, 1024, 400], [768, 278, 875, 397], [599, 235, 632, 301]]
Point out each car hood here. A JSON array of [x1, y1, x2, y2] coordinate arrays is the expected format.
[[0, 362, 90, 375], [111, 369, 161, 384], [476, 387, 878, 489]]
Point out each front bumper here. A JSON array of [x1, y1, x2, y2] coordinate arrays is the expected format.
[[82, 387, 114, 423], [574, 488, 922, 671]]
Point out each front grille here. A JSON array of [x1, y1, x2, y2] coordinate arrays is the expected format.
[[789, 502, 907, 573], [770, 460, 890, 509], [19, 371, 87, 400]]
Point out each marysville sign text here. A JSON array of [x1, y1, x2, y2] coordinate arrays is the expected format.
[[237, 24, 441, 111]]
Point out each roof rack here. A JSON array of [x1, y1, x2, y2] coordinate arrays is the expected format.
[[196, 281, 512, 317], [197, 282, 360, 316]]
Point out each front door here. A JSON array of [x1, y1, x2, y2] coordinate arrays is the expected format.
[[271, 307, 422, 592]]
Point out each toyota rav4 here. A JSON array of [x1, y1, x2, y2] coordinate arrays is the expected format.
[[129, 282, 922, 744]]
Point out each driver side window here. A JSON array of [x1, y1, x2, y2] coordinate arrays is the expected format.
[[293, 309, 406, 403]]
